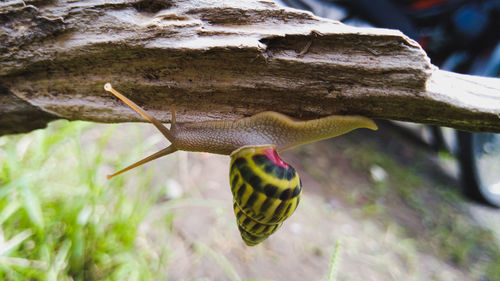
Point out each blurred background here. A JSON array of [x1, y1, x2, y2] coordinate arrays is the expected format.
[[1, 0, 500, 280]]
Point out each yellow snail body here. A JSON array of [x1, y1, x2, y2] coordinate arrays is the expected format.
[[104, 83, 377, 246]]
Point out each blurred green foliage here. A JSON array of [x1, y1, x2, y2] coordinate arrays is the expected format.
[[0, 121, 156, 280]]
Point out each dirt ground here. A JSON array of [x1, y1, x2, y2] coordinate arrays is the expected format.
[[111, 121, 500, 281]]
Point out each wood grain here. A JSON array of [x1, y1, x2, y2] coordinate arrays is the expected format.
[[1, 0, 499, 135]]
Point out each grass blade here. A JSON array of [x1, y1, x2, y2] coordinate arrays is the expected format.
[[0, 201, 21, 225], [0, 229, 33, 256], [0, 256, 47, 270], [20, 182, 44, 230], [327, 240, 342, 281], [46, 240, 71, 280]]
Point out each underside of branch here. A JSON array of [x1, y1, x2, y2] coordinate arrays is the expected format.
[[1, 0, 499, 135]]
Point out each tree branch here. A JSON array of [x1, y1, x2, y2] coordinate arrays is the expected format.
[[1, 0, 499, 135]]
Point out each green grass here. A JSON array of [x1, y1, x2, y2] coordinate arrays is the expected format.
[[0, 120, 159, 280], [326, 240, 341, 281]]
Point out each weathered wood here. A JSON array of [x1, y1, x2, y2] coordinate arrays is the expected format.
[[1, 0, 499, 135]]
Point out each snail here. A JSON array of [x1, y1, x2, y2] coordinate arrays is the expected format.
[[104, 83, 377, 246]]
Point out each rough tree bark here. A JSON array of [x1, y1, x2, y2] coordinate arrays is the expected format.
[[1, 0, 499, 136]]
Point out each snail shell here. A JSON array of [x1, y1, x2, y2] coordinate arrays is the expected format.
[[229, 145, 302, 246]]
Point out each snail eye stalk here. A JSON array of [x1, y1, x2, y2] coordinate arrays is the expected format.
[[104, 83, 178, 179]]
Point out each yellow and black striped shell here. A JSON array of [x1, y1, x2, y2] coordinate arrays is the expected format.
[[229, 145, 302, 246]]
